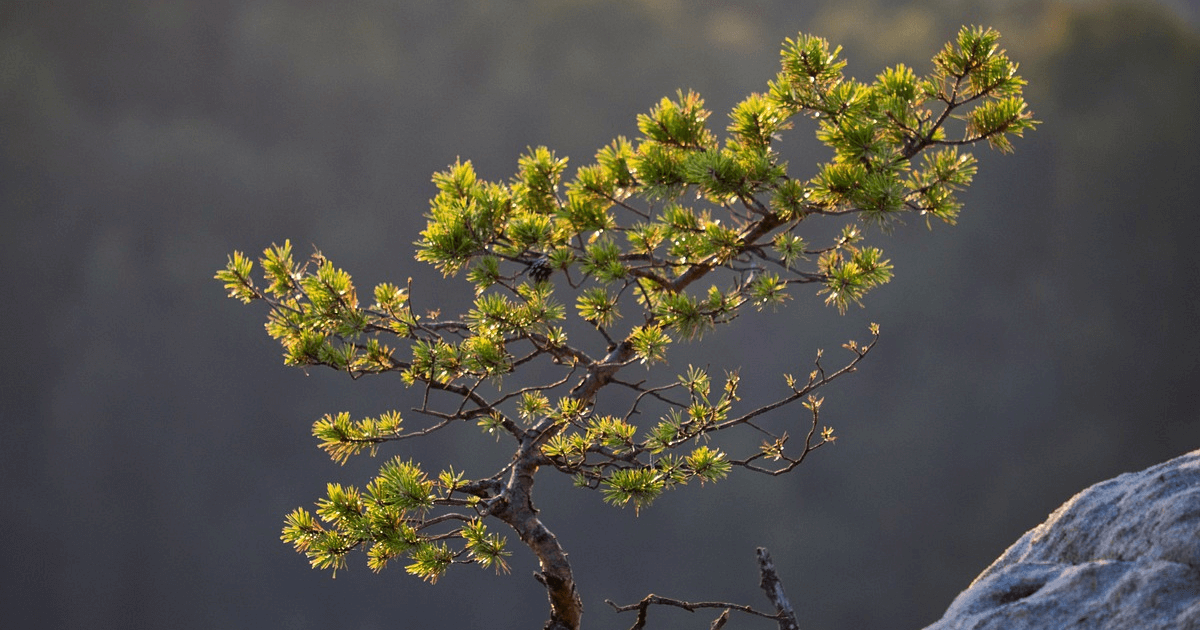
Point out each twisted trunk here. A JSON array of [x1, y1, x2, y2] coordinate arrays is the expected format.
[[487, 340, 644, 629], [486, 451, 580, 629], [485, 417, 584, 629]]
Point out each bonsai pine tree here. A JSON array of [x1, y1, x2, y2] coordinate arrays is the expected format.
[[217, 26, 1035, 630]]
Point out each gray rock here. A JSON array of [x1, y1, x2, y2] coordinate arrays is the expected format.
[[924, 449, 1200, 630]]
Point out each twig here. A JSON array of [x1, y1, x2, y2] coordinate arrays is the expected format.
[[606, 547, 803, 630], [605, 595, 779, 630]]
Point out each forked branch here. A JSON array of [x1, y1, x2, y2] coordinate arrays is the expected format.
[[606, 547, 800, 630]]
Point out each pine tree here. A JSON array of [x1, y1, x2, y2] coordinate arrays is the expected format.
[[217, 26, 1035, 630]]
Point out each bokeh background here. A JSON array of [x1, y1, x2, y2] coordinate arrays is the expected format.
[[4, 0, 1198, 628]]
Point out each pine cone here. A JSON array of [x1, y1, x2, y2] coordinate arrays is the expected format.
[[528, 255, 553, 283]]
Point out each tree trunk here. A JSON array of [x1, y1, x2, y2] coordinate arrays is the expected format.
[[488, 430, 583, 630], [486, 338, 645, 629]]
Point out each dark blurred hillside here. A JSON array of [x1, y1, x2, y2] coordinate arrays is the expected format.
[[2, 1, 1197, 629]]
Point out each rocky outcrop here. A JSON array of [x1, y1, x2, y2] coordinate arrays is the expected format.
[[924, 449, 1200, 630]]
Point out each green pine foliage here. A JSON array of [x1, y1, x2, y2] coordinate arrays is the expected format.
[[218, 25, 1034, 628]]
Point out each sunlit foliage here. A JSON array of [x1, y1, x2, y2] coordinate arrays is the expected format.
[[217, 26, 1034, 629]]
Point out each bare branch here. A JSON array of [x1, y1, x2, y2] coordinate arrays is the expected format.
[[414, 512, 479, 532], [732, 401, 832, 476], [388, 416, 458, 443], [492, 366, 581, 410], [612, 379, 688, 418], [712, 331, 876, 432], [756, 548, 800, 630], [606, 548, 799, 630], [605, 595, 780, 630]]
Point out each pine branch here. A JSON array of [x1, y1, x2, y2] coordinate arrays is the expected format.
[[219, 25, 1036, 630]]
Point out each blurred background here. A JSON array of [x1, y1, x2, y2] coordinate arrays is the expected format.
[[3, 0, 1198, 628]]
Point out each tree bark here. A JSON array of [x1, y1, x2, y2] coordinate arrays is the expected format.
[[756, 547, 800, 630], [488, 428, 583, 630]]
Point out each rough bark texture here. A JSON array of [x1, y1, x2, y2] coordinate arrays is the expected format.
[[757, 547, 800, 630], [488, 434, 582, 630], [924, 449, 1200, 630]]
